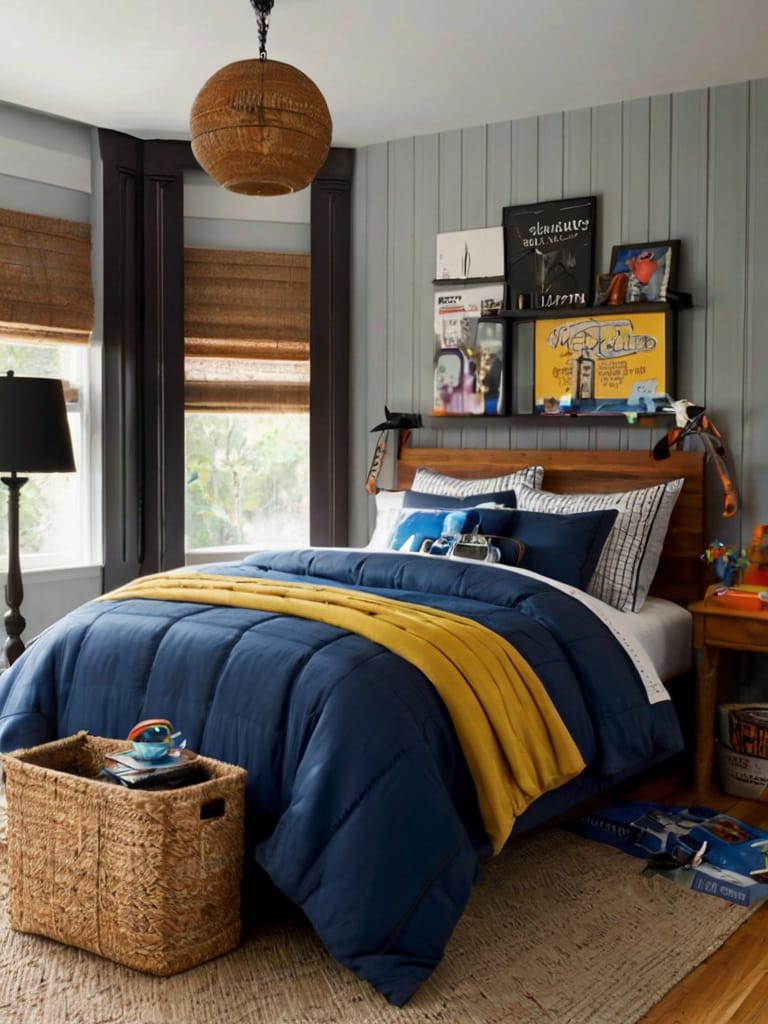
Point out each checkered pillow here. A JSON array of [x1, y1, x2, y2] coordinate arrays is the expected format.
[[513, 478, 684, 612]]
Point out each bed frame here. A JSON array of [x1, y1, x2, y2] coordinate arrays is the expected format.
[[398, 446, 706, 606]]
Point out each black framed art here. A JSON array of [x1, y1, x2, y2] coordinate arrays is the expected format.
[[502, 196, 596, 310]]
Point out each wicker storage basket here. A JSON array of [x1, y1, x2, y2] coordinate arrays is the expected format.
[[2, 731, 247, 975]]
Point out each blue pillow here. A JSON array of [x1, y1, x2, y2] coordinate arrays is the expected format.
[[403, 488, 517, 510], [507, 507, 619, 589], [390, 508, 481, 552]]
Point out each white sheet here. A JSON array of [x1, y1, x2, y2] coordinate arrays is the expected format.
[[458, 562, 692, 704]]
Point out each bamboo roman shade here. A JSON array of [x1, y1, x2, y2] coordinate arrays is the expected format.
[[184, 247, 310, 413], [0, 208, 94, 344]]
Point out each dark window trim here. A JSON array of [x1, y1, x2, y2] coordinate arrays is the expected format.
[[99, 131, 353, 588]]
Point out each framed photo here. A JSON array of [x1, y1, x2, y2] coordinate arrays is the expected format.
[[608, 240, 680, 303], [533, 309, 674, 416], [502, 196, 596, 310]]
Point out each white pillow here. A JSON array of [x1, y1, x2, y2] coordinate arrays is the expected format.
[[411, 464, 544, 498], [513, 478, 684, 612], [366, 489, 406, 550]]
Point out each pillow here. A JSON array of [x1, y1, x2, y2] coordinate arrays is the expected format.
[[513, 478, 685, 612], [390, 508, 480, 553], [367, 489, 406, 550], [501, 507, 619, 589], [389, 506, 522, 559], [403, 488, 517, 510], [411, 464, 544, 498]]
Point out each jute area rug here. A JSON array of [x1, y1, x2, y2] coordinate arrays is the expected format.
[[0, 818, 756, 1024]]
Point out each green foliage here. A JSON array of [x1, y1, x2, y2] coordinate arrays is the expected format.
[[185, 412, 309, 550]]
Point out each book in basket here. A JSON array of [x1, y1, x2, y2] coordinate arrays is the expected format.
[[101, 746, 207, 788]]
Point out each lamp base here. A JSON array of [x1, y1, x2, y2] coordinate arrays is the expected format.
[[2, 473, 27, 668]]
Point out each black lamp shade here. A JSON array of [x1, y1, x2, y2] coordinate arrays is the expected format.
[[0, 373, 76, 474]]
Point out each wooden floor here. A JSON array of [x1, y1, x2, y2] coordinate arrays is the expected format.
[[618, 758, 768, 1024]]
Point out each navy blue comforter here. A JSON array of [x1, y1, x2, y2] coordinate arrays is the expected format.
[[0, 550, 683, 1004]]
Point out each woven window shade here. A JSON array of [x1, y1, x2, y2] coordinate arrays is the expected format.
[[184, 247, 309, 413], [0, 208, 94, 344]]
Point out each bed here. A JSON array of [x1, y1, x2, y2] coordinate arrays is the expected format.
[[0, 446, 705, 1006]]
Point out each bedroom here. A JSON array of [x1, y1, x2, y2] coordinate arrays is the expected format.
[[1, 0, 768, 1020]]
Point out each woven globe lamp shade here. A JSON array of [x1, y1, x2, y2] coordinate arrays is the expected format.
[[190, 58, 332, 196]]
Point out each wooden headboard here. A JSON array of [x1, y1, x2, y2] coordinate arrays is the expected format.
[[397, 446, 705, 606]]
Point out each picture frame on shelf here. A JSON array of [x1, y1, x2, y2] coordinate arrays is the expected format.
[[433, 282, 505, 348], [608, 240, 680, 303], [502, 196, 596, 311], [435, 226, 505, 281], [432, 316, 508, 417], [474, 317, 508, 416], [533, 308, 674, 416]]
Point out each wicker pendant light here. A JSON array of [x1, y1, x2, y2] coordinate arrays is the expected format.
[[190, 0, 332, 196]]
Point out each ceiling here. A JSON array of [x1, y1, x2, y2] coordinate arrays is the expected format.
[[3, 0, 768, 149]]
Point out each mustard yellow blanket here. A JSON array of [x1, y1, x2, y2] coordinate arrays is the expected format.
[[101, 572, 585, 853]]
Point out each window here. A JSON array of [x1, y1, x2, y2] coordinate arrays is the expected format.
[[0, 207, 96, 572], [186, 411, 309, 551], [0, 339, 97, 570], [183, 247, 310, 555]]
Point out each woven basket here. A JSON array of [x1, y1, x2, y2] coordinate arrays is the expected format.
[[2, 732, 247, 975]]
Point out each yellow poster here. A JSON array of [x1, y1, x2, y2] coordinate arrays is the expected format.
[[534, 311, 669, 414]]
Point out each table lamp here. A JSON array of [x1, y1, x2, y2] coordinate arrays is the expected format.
[[0, 370, 75, 667]]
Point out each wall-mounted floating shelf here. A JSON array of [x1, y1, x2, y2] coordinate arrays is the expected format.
[[432, 275, 506, 287], [428, 413, 674, 429], [495, 297, 691, 320]]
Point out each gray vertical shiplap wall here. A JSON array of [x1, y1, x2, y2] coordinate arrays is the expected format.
[[349, 79, 768, 551]]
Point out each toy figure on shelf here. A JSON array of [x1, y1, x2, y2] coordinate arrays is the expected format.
[[652, 399, 739, 518]]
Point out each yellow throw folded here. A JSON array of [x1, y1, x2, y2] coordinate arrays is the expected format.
[[100, 573, 586, 854]]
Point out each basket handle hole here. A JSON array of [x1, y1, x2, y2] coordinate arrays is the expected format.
[[200, 798, 225, 820]]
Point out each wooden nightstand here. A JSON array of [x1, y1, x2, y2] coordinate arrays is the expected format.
[[688, 586, 768, 792]]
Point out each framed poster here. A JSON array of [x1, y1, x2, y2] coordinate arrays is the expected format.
[[502, 196, 596, 310], [533, 310, 673, 415]]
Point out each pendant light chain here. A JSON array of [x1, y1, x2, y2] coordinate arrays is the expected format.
[[251, 0, 275, 59]]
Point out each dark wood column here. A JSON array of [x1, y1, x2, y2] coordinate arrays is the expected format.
[[100, 133, 354, 585], [99, 129, 143, 590], [99, 131, 196, 588], [310, 148, 354, 546]]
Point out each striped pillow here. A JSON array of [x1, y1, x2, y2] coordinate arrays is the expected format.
[[411, 464, 544, 499], [513, 478, 684, 612]]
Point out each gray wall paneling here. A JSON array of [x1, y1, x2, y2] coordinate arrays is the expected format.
[[706, 83, 749, 546], [350, 78, 768, 550], [745, 80, 768, 533], [414, 133, 439, 450]]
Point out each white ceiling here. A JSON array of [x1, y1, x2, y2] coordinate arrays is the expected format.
[[3, 0, 768, 148]]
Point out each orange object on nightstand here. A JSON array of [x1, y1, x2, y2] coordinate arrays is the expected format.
[[710, 586, 768, 612]]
